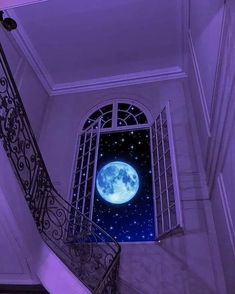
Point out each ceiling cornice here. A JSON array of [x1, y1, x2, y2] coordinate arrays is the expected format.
[[7, 10, 187, 97], [6, 10, 54, 94], [50, 67, 187, 96]]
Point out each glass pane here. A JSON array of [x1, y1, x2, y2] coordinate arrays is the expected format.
[[78, 146, 84, 158], [158, 143, 163, 158], [117, 118, 126, 126], [74, 172, 80, 186], [162, 121, 168, 137], [163, 211, 170, 231], [154, 163, 159, 179], [88, 165, 94, 178], [159, 158, 165, 174], [89, 109, 102, 121], [168, 185, 175, 206], [102, 119, 112, 128], [156, 197, 161, 214], [76, 157, 82, 171], [153, 149, 158, 163], [160, 173, 166, 192], [83, 119, 94, 130], [100, 104, 112, 113], [84, 196, 91, 214], [80, 134, 85, 145], [125, 114, 137, 125], [164, 135, 169, 152], [118, 111, 129, 120], [136, 112, 148, 124], [165, 151, 171, 169], [162, 191, 168, 211], [72, 187, 78, 198], [91, 136, 97, 149], [157, 216, 163, 235], [156, 117, 161, 129], [157, 128, 162, 143], [167, 167, 173, 186], [118, 103, 130, 111], [155, 180, 160, 196], [129, 105, 142, 116], [170, 206, 177, 227]]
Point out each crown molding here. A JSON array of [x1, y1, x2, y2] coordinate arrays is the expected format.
[[50, 67, 187, 96], [7, 10, 187, 96], [6, 10, 54, 95]]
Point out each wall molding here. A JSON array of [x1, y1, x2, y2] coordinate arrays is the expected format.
[[7, 10, 187, 96], [51, 67, 187, 96], [206, 2, 235, 189], [217, 174, 235, 257], [6, 10, 53, 95], [187, 31, 211, 136]]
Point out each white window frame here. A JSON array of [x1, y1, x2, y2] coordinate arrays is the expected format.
[[150, 102, 183, 240], [70, 100, 183, 240]]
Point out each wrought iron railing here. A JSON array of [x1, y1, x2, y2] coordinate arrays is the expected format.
[[0, 43, 120, 293]]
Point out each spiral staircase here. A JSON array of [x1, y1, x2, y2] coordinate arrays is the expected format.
[[0, 43, 121, 293]]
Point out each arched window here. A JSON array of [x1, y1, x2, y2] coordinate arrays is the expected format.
[[70, 101, 182, 242], [82, 101, 149, 131]]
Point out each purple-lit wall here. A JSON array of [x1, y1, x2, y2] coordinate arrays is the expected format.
[[39, 79, 226, 293], [0, 29, 49, 139], [0, 142, 91, 293], [0, 1, 234, 292], [0, 29, 91, 294], [187, 1, 235, 293]]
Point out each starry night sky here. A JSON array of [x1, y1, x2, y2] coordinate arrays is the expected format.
[[93, 129, 155, 242]]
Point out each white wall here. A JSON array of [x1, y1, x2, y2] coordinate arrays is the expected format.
[[39, 80, 185, 200], [187, 0, 225, 161], [39, 78, 226, 293], [0, 28, 49, 139], [0, 28, 91, 293], [187, 1, 235, 293]]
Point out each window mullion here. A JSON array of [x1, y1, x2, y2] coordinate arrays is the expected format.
[[157, 119, 164, 235], [160, 112, 171, 231], [150, 121, 159, 237], [81, 130, 93, 216], [166, 103, 183, 228], [113, 100, 118, 129]]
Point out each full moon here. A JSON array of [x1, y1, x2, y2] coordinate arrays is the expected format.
[[96, 161, 139, 204]]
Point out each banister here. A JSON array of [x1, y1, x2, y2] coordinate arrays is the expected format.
[[0, 43, 121, 293]]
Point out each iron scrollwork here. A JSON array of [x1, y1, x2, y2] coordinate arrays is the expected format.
[[0, 44, 120, 293]]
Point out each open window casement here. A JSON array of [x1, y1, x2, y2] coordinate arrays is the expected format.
[[69, 119, 101, 234], [151, 102, 183, 240]]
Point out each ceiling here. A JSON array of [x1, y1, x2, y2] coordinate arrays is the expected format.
[[10, 0, 185, 94]]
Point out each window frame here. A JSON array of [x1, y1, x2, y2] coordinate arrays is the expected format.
[[150, 102, 183, 240], [70, 100, 183, 241]]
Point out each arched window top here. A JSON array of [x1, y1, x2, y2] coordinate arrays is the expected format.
[[82, 101, 149, 130]]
